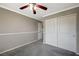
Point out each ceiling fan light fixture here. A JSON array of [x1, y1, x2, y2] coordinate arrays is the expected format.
[[29, 3, 33, 10], [19, 3, 47, 14]]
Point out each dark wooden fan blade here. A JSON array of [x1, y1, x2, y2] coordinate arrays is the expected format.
[[33, 9, 36, 14], [36, 4, 47, 10], [32, 6, 36, 14], [20, 5, 29, 10]]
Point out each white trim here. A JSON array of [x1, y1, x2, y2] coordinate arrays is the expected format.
[[0, 5, 40, 20], [0, 31, 42, 36], [43, 4, 79, 17], [0, 39, 40, 54]]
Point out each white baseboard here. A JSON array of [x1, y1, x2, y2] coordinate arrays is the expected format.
[[43, 42, 78, 54], [0, 39, 40, 54], [76, 53, 79, 55]]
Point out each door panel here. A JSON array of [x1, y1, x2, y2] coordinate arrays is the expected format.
[[45, 18, 58, 47], [38, 23, 42, 40], [58, 14, 76, 52]]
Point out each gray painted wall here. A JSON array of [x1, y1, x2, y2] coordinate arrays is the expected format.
[[0, 7, 42, 53], [77, 10, 79, 54]]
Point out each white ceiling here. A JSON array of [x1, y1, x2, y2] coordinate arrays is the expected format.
[[0, 3, 79, 21]]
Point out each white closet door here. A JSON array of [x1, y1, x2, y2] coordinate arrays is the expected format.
[[44, 18, 58, 47], [58, 14, 76, 52], [38, 23, 42, 40]]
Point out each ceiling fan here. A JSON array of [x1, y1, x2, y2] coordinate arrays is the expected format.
[[19, 3, 47, 14]]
